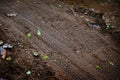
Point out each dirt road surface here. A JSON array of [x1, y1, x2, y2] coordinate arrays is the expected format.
[[0, 0, 120, 80]]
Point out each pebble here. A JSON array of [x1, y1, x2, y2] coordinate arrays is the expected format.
[[85, 18, 90, 22], [76, 50, 80, 54], [2, 43, 13, 49], [6, 13, 17, 17], [92, 24, 101, 29], [26, 70, 31, 75], [37, 30, 41, 36], [33, 52, 39, 57], [58, 4, 61, 7], [4, 27, 8, 30]]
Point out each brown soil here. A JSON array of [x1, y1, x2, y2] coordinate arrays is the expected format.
[[0, 0, 120, 80]]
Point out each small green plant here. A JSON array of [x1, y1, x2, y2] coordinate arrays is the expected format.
[[96, 65, 101, 69]]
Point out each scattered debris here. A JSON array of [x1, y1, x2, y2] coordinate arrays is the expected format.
[[26, 70, 31, 75], [109, 61, 114, 65], [2, 43, 13, 49], [0, 41, 13, 59], [27, 33, 32, 38], [96, 65, 101, 69], [43, 55, 49, 60], [0, 47, 6, 59], [19, 44, 24, 48], [6, 13, 17, 17], [74, 7, 103, 18], [17, 42, 24, 48], [6, 56, 12, 61]]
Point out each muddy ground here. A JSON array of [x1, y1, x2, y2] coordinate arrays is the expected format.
[[0, 0, 120, 80]]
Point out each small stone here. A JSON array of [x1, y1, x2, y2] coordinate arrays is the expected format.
[[58, 5, 61, 7], [37, 30, 41, 36], [41, 21, 45, 24], [91, 8, 94, 11], [6, 13, 17, 17], [2, 43, 13, 49], [4, 27, 8, 30], [26, 70, 31, 75], [76, 50, 80, 54], [85, 18, 89, 21], [92, 24, 101, 29], [33, 52, 39, 57]]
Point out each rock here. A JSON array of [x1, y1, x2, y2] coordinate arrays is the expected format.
[[91, 23, 101, 29], [6, 13, 17, 17], [37, 30, 41, 36], [2, 43, 13, 49], [4, 27, 8, 30], [26, 70, 31, 75]]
